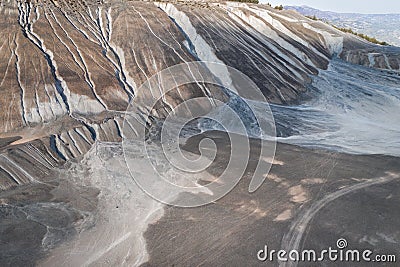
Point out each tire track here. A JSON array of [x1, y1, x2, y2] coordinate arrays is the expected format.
[[280, 172, 400, 267]]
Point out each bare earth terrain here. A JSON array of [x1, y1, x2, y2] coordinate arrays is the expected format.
[[143, 131, 400, 266], [0, 0, 399, 266]]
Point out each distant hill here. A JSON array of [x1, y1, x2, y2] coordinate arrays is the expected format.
[[286, 5, 400, 47]]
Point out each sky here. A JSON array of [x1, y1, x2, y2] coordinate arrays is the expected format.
[[260, 0, 400, 14]]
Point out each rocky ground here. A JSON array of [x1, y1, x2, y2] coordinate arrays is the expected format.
[[142, 131, 400, 266], [1, 131, 399, 266]]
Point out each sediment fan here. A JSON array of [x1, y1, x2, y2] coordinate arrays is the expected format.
[[122, 61, 276, 206]]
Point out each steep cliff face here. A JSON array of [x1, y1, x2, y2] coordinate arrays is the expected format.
[[0, 0, 399, 192], [341, 45, 400, 71]]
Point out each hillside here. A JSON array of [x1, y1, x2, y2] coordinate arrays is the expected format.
[[286, 5, 400, 47]]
